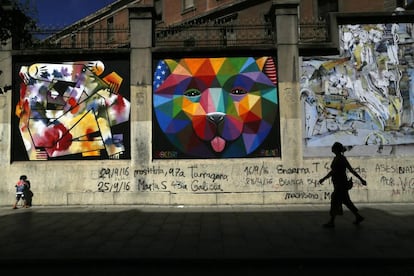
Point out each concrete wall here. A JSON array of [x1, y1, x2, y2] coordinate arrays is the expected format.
[[1, 2, 413, 207]]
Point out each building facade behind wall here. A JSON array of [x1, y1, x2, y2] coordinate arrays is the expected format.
[[1, 0, 414, 206]]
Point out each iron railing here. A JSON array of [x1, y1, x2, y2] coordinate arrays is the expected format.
[[15, 22, 330, 50], [299, 21, 329, 43], [17, 28, 130, 50], [155, 22, 275, 48]]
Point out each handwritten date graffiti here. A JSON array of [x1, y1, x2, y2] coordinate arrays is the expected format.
[[99, 167, 130, 179], [98, 181, 131, 192]]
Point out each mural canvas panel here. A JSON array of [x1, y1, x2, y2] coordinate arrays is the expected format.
[[152, 56, 281, 159], [12, 57, 131, 161], [301, 23, 414, 153]]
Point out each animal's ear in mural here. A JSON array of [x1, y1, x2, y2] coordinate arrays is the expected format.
[[153, 56, 279, 158], [15, 61, 130, 160]]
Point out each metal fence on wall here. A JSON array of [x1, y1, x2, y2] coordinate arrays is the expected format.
[[155, 23, 275, 48], [17, 22, 329, 50], [17, 28, 130, 50]]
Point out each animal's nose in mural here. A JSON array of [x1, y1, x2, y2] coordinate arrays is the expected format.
[[208, 113, 225, 125]]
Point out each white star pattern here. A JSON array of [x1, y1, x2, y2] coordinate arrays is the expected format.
[[153, 60, 169, 90]]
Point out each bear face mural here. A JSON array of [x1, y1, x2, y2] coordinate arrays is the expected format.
[[153, 57, 279, 158]]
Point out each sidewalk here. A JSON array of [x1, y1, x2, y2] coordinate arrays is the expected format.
[[1, 203, 414, 275]]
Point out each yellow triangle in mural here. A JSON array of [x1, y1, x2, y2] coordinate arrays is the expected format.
[[209, 58, 226, 74], [256, 57, 267, 71]]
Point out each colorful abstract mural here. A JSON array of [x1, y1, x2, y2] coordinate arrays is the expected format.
[[301, 23, 414, 149], [152, 56, 280, 158], [14, 60, 130, 160]]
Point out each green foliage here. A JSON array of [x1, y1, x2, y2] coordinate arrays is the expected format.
[[0, 0, 38, 48]]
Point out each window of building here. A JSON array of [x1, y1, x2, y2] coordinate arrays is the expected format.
[[317, 0, 338, 22], [71, 33, 76, 48], [107, 17, 114, 42], [154, 0, 163, 21], [88, 27, 94, 48], [182, 0, 194, 11]]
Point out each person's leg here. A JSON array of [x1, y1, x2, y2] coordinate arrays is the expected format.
[[324, 192, 339, 227], [323, 215, 335, 228], [13, 194, 20, 209], [343, 192, 364, 224], [26, 193, 31, 207]]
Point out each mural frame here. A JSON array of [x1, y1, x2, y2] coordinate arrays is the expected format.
[[301, 14, 414, 157], [11, 53, 131, 162], [152, 51, 281, 159]]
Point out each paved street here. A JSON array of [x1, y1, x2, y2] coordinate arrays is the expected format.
[[1, 203, 414, 275]]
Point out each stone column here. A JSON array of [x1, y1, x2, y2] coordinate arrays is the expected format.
[[0, 41, 12, 165], [273, 0, 301, 166], [129, 5, 154, 165]]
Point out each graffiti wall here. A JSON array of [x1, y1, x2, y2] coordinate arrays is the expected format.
[[12, 58, 131, 161], [301, 22, 414, 151], [83, 160, 414, 204], [152, 56, 281, 159]]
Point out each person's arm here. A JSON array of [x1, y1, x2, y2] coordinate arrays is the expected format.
[[345, 158, 367, 185], [319, 171, 332, 184]]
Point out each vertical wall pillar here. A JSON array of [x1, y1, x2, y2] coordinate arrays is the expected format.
[[0, 41, 12, 165], [129, 5, 154, 165], [273, 0, 301, 166]]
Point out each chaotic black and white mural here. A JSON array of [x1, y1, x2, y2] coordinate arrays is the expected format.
[[301, 23, 414, 153]]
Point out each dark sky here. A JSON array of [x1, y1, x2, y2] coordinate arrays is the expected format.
[[25, 0, 118, 28]]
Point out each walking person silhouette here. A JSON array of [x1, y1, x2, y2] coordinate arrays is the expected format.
[[319, 142, 367, 228]]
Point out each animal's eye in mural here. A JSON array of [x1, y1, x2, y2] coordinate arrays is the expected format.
[[153, 56, 281, 159], [184, 88, 201, 97], [14, 60, 131, 161], [231, 87, 247, 95]]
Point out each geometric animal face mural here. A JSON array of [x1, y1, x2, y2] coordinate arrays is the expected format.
[[153, 57, 280, 158], [301, 23, 414, 150], [14, 60, 130, 160]]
